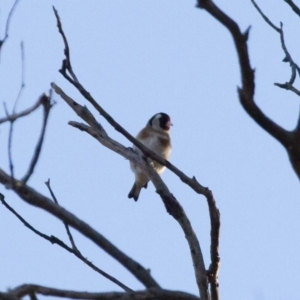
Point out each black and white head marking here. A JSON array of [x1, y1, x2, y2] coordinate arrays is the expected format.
[[148, 112, 171, 131]]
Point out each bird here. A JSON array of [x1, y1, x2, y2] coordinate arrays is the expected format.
[[128, 112, 172, 201]]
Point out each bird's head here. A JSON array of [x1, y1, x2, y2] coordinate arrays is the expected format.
[[148, 113, 173, 132]]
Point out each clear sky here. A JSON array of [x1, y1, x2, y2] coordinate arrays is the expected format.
[[1, 1, 300, 299]]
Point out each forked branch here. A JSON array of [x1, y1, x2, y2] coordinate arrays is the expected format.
[[51, 82, 208, 299], [197, 0, 300, 180], [0, 193, 132, 292], [0, 168, 160, 290], [52, 8, 221, 298]]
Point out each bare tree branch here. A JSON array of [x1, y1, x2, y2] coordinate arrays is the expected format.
[[45, 178, 77, 250], [21, 94, 53, 184], [7, 107, 15, 179], [12, 41, 26, 113], [51, 82, 209, 299], [0, 168, 160, 290], [284, 0, 300, 17], [43, 179, 134, 292], [0, 293, 17, 300], [52, 8, 223, 298], [274, 22, 300, 92], [247, 0, 300, 177], [0, 193, 133, 293], [2, 41, 26, 181], [274, 82, 300, 96], [0, 0, 20, 56], [250, 0, 280, 32], [3, 284, 200, 300], [197, 0, 290, 148], [0, 193, 69, 247], [0, 97, 44, 125], [251, 0, 300, 93]]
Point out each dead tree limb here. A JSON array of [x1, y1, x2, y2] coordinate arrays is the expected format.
[[52, 6, 222, 298], [0, 169, 160, 290], [51, 82, 209, 299], [197, 0, 300, 180], [0, 193, 133, 292], [1, 284, 200, 300]]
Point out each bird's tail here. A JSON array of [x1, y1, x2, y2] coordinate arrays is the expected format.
[[128, 183, 141, 201], [128, 182, 148, 201]]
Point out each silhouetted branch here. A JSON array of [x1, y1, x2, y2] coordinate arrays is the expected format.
[[6, 105, 15, 179], [0, 193, 62, 244], [274, 82, 300, 96], [2, 41, 26, 181], [0, 193, 133, 292], [197, 0, 290, 147], [2, 284, 200, 300], [0, 167, 160, 290], [21, 94, 53, 184], [52, 8, 222, 298], [251, 0, 300, 95], [45, 178, 77, 250], [0, 0, 20, 55], [247, 0, 300, 177], [284, 0, 300, 17], [274, 22, 300, 92], [0, 97, 44, 125], [250, 0, 280, 32], [51, 82, 209, 299]]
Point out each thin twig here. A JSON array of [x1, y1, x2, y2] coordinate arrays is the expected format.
[[21, 95, 53, 184], [274, 82, 300, 96], [1, 195, 74, 251], [0, 97, 43, 124], [3, 41, 26, 181], [251, 1, 300, 93], [0, 194, 133, 292], [12, 41, 26, 113], [0, 0, 20, 56], [6, 108, 15, 180], [45, 179, 78, 251], [52, 6, 78, 82], [278, 22, 300, 77], [250, 0, 280, 32]]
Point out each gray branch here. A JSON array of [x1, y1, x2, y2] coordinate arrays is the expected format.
[[2, 284, 200, 300]]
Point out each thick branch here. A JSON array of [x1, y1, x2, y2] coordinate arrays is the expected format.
[[4, 285, 200, 300], [0, 194, 132, 292], [52, 13, 221, 293], [0, 168, 160, 290], [284, 0, 300, 17], [52, 8, 222, 298], [51, 83, 209, 299], [197, 0, 290, 149]]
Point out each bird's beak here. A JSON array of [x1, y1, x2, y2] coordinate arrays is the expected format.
[[167, 120, 173, 127]]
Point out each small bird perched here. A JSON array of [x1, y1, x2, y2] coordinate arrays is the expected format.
[[128, 112, 172, 201]]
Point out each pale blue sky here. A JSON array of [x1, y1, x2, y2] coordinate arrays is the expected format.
[[1, 1, 300, 299]]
